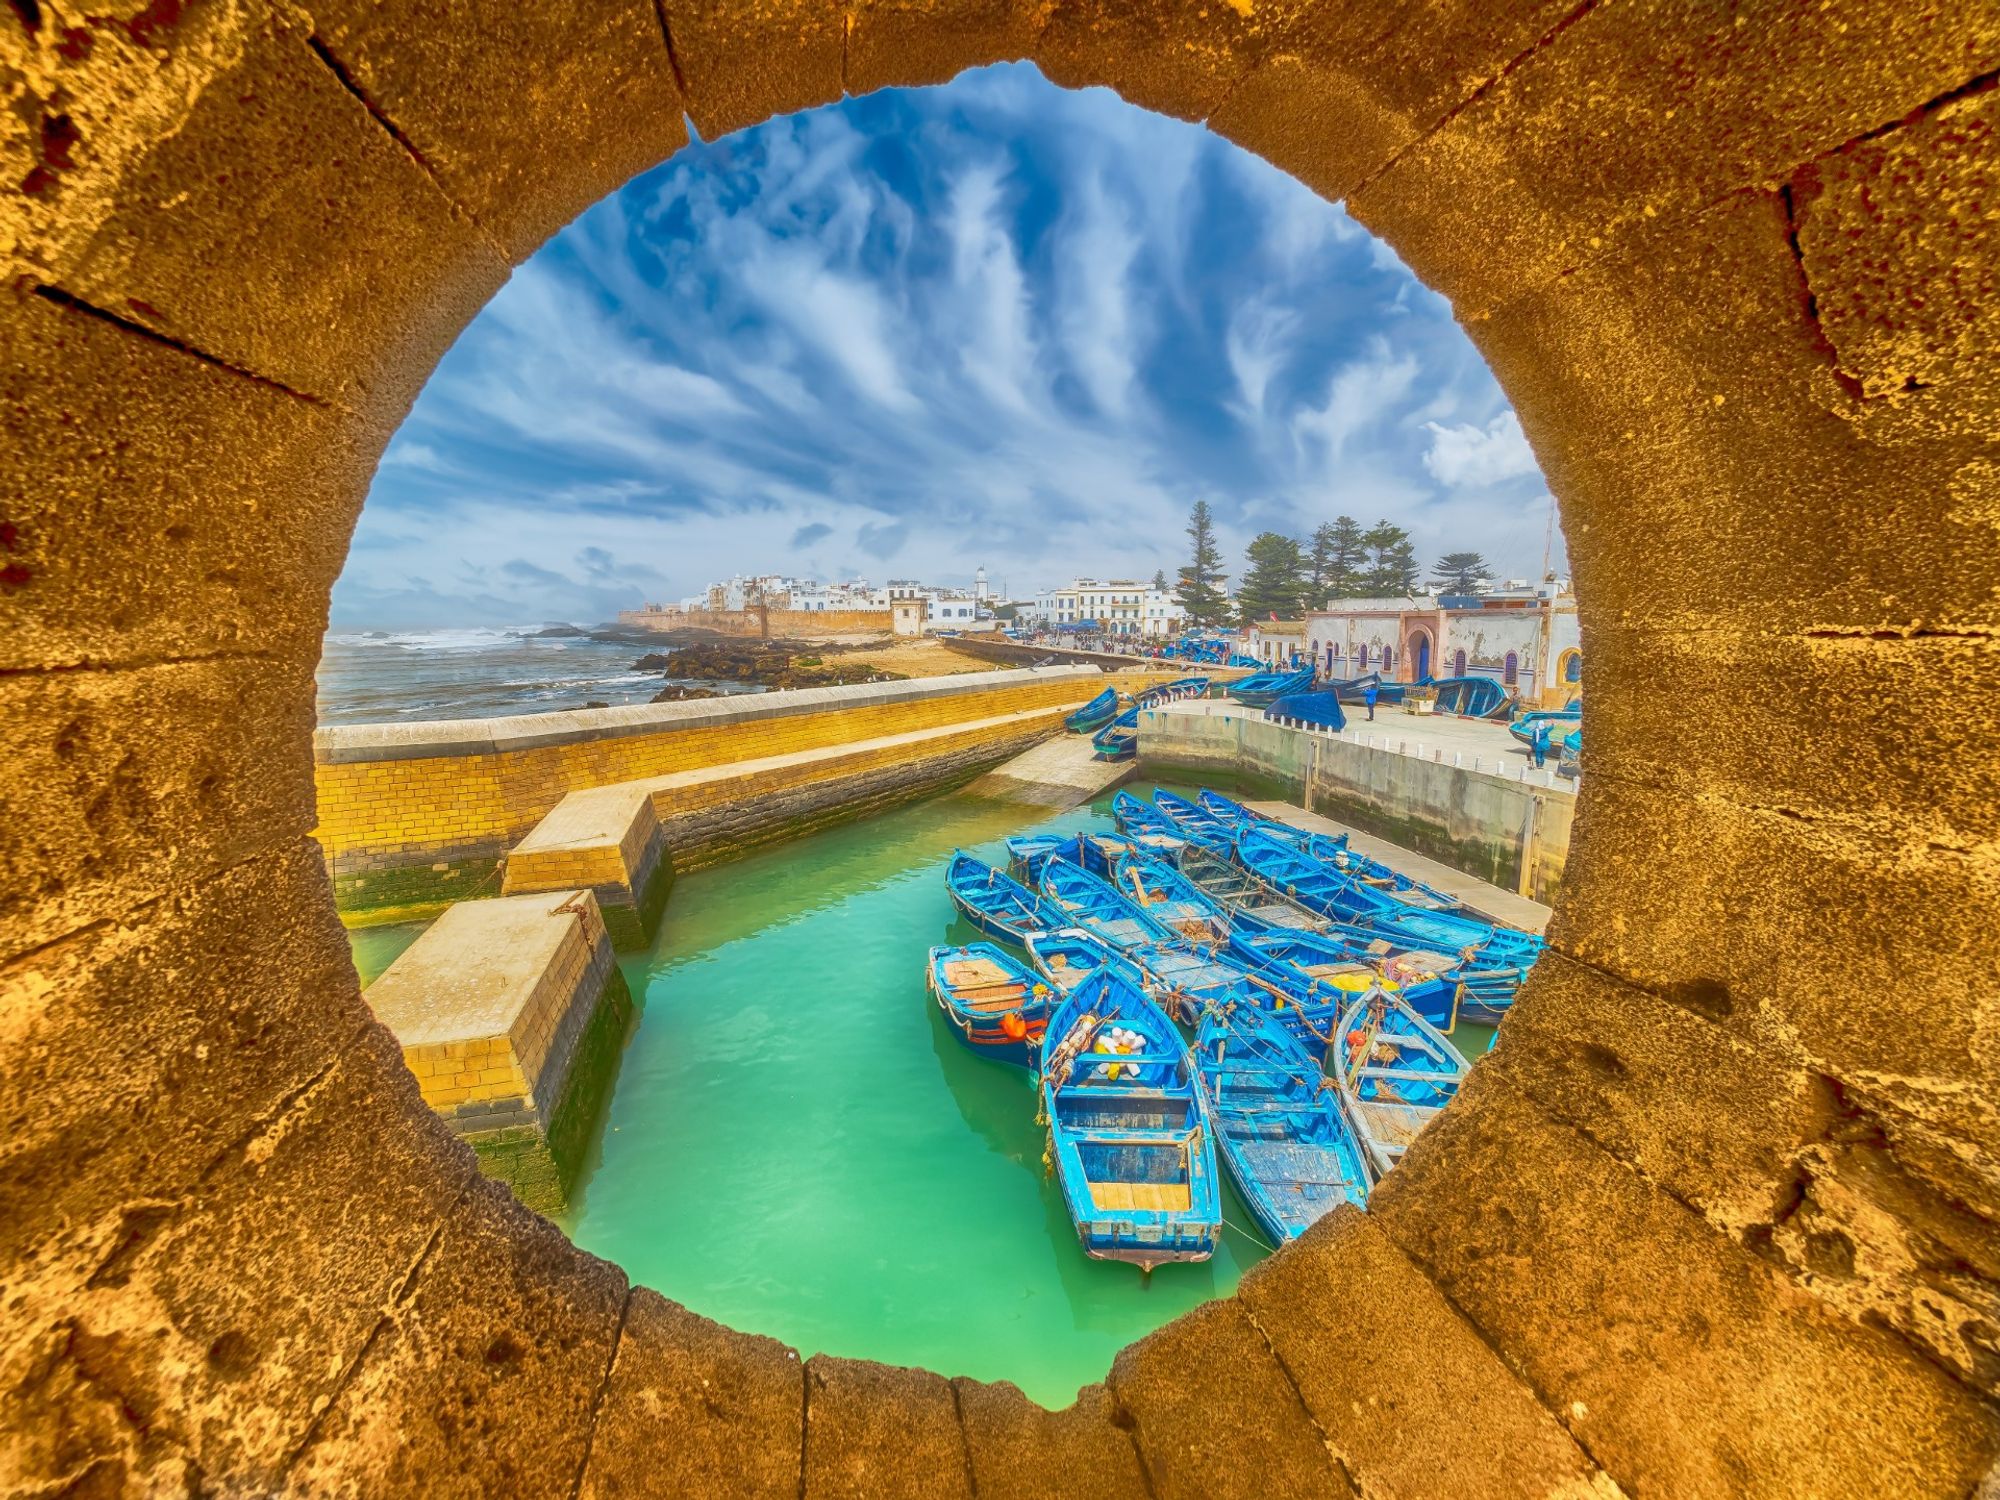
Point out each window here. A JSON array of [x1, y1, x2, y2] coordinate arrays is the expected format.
[[1453, 648, 1468, 677], [1563, 650, 1583, 684], [1358, 643, 1369, 669], [1503, 652, 1519, 685], [1382, 645, 1393, 675]]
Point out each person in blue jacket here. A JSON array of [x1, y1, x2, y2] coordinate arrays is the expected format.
[[1530, 718, 1551, 767], [1362, 681, 1379, 721]]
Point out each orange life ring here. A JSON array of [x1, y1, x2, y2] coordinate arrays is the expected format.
[[1001, 1012, 1028, 1040]]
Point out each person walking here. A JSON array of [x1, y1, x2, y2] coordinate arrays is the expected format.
[[1363, 681, 1379, 721], [1530, 719, 1551, 768]]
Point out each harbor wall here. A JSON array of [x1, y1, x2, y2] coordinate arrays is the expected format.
[[314, 666, 1109, 913], [1139, 708, 1574, 903], [941, 636, 1174, 672]]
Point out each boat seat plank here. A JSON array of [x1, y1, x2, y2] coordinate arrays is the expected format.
[[1088, 1182, 1193, 1212]]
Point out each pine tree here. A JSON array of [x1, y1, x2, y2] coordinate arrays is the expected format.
[[1175, 501, 1231, 626], [1363, 520, 1421, 594], [1236, 532, 1308, 623], [1430, 551, 1493, 594], [1151, 568, 1168, 591], [1319, 516, 1368, 599]]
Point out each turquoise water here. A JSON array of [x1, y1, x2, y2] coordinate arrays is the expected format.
[[348, 921, 428, 986], [562, 783, 1277, 1406], [347, 783, 1496, 1405]]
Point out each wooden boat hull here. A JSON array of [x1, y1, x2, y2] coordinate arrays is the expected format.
[[1195, 1004, 1371, 1243], [1040, 969, 1221, 1270], [1332, 988, 1470, 1177], [1090, 706, 1141, 760], [946, 853, 1054, 948], [1066, 685, 1121, 733], [928, 943, 1053, 1068]]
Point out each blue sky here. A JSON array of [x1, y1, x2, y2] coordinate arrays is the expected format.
[[335, 64, 1558, 628]]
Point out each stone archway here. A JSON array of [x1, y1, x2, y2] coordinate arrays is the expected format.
[[3, 2, 1997, 1495]]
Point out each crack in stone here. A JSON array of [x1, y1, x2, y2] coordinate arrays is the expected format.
[[795, 1356, 812, 1500], [276, 1215, 451, 1480], [1775, 179, 1870, 403], [566, 1281, 635, 1500], [29, 285, 326, 404], [945, 1378, 980, 1498], [0, 647, 284, 679], [1349, 0, 1603, 201], [301, 34, 510, 264], [650, 0, 692, 107], [1099, 1383, 1161, 1500], [1231, 1295, 1362, 1496]]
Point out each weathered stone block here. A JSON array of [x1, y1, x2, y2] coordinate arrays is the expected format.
[[848, 0, 1040, 95], [1107, 1297, 1351, 1498], [1032, 0, 1308, 124], [39, 11, 509, 410], [0, 286, 371, 671], [579, 1289, 803, 1499], [307, 0, 688, 261], [0, 654, 320, 959], [1209, 0, 1574, 203], [803, 1355, 972, 1499], [1347, 0, 2000, 316], [0, 841, 368, 1280], [0, 1023, 473, 1494], [1484, 950, 1827, 1235], [1792, 86, 2000, 444], [659, 0, 843, 140], [286, 1178, 629, 1496], [1469, 189, 2000, 635], [1239, 1206, 1610, 1498], [952, 1379, 1149, 1500], [1371, 1071, 2000, 1497], [1582, 628, 2000, 844], [1553, 775, 1998, 1157]]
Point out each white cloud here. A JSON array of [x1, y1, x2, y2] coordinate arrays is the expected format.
[[1421, 411, 1539, 487]]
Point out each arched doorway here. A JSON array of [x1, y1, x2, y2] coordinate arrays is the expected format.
[[1407, 629, 1433, 683], [5, 9, 1992, 1496]]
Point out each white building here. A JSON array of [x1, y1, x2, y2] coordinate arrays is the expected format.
[[1029, 579, 1186, 637], [1304, 583, 1581, 708]]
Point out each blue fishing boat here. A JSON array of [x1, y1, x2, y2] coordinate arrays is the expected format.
[[1234, 829, 1544, 974], [1507, 701, 1582, 747], [1065, 684, 1122, 733], [1108, 790, 1192, 864], [1025, 927, 1138, 998], [1225, 652, 1261, 669], [1264, 688, 1347, 732], [1228, 929, 1464, 1031], [1090, 705, 1140, 760], [1073, 830, 1144, 878], [1114, 855, 1235, 945], [1223, 664, 1315, 707], [1557, 725, 1582, 780], [1038, 859, 1177, 951], [1424, 676, 1512, 719], [1192, 789, 1309, 846], [946, 853, 1057, 947], [1331, 985, 1470, 1176], [1177, 845, 1328, 933], [1151, 789, 1238, 850], [927, 943, 1055, 1067], [1005, 833, 1076, 885], [1194, 1003, 1372, 1241], [1329, 672, 1410, 706], [1134, 676, 1210, 708], [1292, 830, 1467, 914], [1038, 965, 1221, 1270]]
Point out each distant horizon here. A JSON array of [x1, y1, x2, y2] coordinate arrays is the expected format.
[[335, 63, 1563, 631]]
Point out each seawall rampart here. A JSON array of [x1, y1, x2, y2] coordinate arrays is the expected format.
[[616, 605, 893, 636], [1140, 705, 1574, 903]]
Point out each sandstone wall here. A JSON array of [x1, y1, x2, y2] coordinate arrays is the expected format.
[[312, 667, 1107, 880]]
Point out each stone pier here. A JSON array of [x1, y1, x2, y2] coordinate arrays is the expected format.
[[363, 890, 635, 1212], [961, 731, 1138, 808], [501, 789, 672, 950]]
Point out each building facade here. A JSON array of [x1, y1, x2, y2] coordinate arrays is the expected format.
[[1029, 579, 1187, 637], [1305, 585, 1581, 707]]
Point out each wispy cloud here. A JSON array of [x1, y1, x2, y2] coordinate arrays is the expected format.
[[335, 63, 1559, 628]]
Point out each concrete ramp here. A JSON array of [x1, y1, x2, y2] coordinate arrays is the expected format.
[[963, 731, 1135, 808]]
